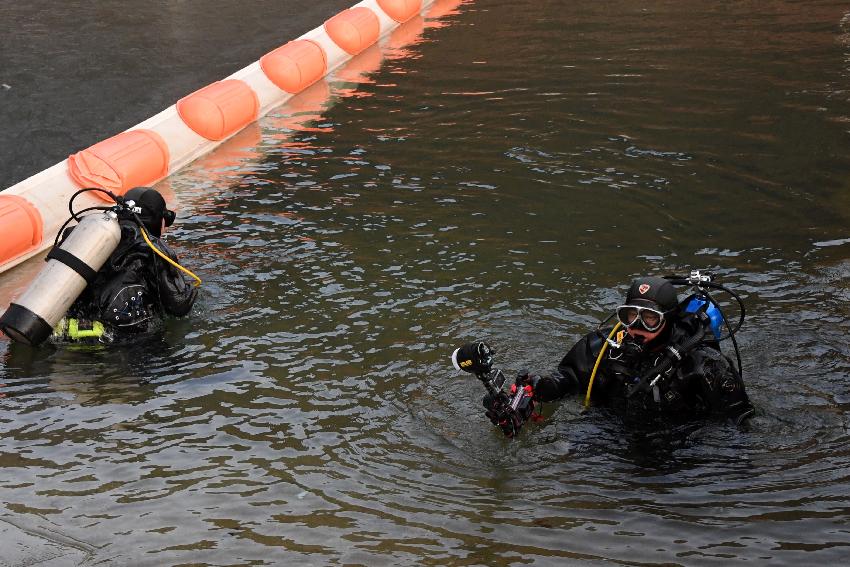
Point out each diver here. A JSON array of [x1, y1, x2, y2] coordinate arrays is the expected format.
[[453, 272, 754, 438], [52, 186, 198, 343]]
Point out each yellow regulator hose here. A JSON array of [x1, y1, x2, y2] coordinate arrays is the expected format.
[[584, 322, 622, 408], [139, 225, 202, 288]]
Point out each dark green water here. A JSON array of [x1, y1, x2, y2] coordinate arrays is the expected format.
[[2, 1, 850, 564]]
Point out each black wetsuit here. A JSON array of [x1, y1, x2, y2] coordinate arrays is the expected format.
[[65, 220, 197, 336], [533, 312, 754, 425]]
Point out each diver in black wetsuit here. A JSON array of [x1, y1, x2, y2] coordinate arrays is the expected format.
[[455, 273, 754, 438], [54, 187, 197, 343]]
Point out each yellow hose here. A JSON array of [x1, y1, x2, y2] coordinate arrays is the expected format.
[[138, 225, 202, 288], [584, 322, 622, 408]]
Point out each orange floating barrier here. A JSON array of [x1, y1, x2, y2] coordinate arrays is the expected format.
[[378, 0, 422, 23], [324, 7, 381, 55], [176, 80, 260, 141], [0, 195, 43, 266], [68, 130, 170, 199], [260, 40, 327, 94], [0, 0, 467, 275]]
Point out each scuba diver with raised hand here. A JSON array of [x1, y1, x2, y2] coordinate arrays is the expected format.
[[452, 271, 754, 438]]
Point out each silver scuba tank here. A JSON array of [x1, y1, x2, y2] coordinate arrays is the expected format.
[[0, 210, 122, 346]]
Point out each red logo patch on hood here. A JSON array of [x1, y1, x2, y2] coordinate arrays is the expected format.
[[638, 283, 651, 295]]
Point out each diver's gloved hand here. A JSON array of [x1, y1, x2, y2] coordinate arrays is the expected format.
[[480, 370, 539, 438], [515, 369, 533, 386], [515, 369, 546, 399], [482, 391, 529, 437], [482, 392, 507, 426], [520, 371, 565, 402]]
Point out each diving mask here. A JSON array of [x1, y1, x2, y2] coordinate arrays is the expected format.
[[616, 305, 669, 332]]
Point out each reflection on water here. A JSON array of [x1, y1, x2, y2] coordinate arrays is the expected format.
[[3, 0, 850, 564]]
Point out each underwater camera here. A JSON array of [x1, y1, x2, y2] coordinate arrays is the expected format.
[[451, 341, 536, 438]]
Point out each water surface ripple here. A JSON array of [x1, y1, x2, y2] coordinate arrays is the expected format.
[[2, 0, 850, 565]]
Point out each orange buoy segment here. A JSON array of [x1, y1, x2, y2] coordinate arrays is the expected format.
[[68, 130, 170, 200], [324, 7, 381, 55], [0, 195, 43, 265], [260, 40, 327, 94], [378, 0, 422, 22], [176, 80, 259, 141]]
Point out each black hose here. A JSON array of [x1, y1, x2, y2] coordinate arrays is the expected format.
[[701, 287, 744, 381], [627, 322, 707, 398], [655, 323, 705, 377], [55, 187, 122, 246], [666, 278, 745, 337], [666, 275, 746, 381], [704, 282, 745, 337], [55, 187, 149, 248], [68, 187, 118, 220], [52, 205, 114, 247]]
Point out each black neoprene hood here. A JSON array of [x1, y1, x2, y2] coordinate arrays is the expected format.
[[124, 187, 168, 236], [625, 276, 679, 312]]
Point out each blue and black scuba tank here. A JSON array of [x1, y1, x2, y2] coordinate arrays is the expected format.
[[683, 294, 723, 339]]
